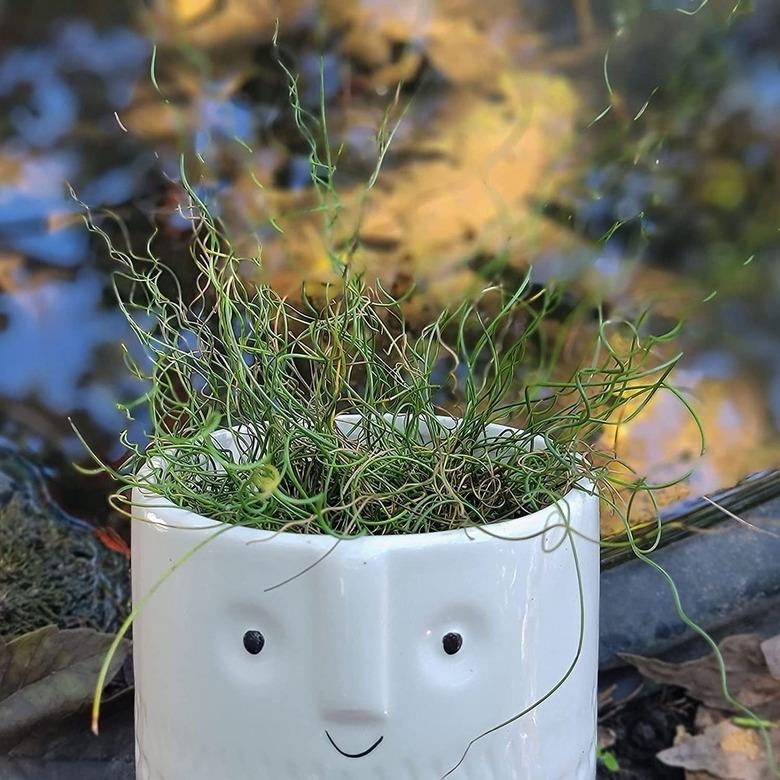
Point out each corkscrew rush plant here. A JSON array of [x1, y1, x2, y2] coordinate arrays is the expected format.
[[76, 184, 690, 539], [73, 35, 777, 777]]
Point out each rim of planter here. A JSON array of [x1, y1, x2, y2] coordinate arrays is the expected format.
[[132, 414, 596, 549]]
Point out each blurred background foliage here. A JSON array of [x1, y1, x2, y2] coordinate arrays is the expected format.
[[0, 0, 777, 537]]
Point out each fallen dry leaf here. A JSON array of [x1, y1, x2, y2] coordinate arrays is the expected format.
[[625, 634, 780, 779], [721, 727, 761, 760], [0, 626, 130, 751], [696, 706, 727, 731], [761, 635, 780, 680], [622, 634, 780, 712], [598, 725, 616, 750], [658, 719, 779, 780]]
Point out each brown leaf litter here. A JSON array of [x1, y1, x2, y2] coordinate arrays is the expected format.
[[624, 633, 780, 779]]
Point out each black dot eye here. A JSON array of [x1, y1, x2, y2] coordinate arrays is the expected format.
[[442, 632, 463, 655], [243, 630, 265, 655]]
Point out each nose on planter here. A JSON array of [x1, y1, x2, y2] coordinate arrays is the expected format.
[[312, 551, 390, 725]]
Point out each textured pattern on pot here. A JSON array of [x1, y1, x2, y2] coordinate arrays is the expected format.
[[132, 421, 600, 779]]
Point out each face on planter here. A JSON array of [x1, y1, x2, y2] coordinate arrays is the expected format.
[[134, 519, 595, 778]]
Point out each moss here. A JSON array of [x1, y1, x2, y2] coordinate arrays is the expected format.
[[0, 448, 129, 639]]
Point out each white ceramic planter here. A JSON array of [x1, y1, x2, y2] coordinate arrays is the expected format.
[[132, 419, 600, 779]]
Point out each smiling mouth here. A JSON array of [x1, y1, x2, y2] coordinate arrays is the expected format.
[[325, 731, 384, 758]]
